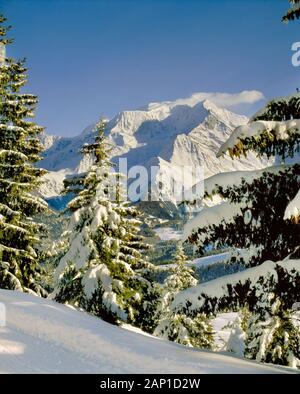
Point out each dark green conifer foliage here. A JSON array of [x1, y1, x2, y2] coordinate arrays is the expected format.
[[283, 0, 300, 22], [188, 94, 300, 268], [0, 16, 48, 294], [54, 120, 156, 325]]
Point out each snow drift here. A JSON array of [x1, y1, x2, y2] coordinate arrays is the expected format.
[[0, 290, 294, 374]]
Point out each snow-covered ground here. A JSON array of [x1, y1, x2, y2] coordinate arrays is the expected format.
[[0, 290, 295, 374], [154, 227, 182, 241], [159, 252, 230, 271]]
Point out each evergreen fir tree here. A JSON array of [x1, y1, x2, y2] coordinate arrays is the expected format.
[[154, 244, 214, 349], [283, 0, 300, 22], [155, 312, 214, 349], [187, 94, 300, 268], [226, 315, 246, 357], [53, 120, 155, 325], [183, 93, 300, 366], [245, 291, 300, 368], [189, 165, 299, 268], [0, 16, 48, 294], [156, 243, 197, 315]]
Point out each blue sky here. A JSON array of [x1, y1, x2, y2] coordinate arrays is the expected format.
[[1, 0, 300, 136]]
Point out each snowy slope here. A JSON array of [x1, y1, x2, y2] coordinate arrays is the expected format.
[[159, 252, 231, 271], [154, 227, 182, 241], [39, 93, 271, 200], [191, 252, 230, 268], [0, 290, 293, 374]]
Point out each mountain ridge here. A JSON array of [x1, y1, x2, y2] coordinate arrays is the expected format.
[[39, 93, 271, 202]]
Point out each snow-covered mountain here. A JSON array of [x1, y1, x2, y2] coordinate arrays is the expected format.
[[39, 93, 271, 205]]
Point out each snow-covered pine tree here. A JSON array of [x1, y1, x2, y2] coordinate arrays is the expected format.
[[160, 243, 198, 308], [282, 0, 300, 22], [187, 166, 299, 268], [155, 312, 214, 349], [181, 93, 300, 366], [0, 16, 48, 294], [245, 286, 300, 368], [187, 94, 300, 268], [155, 243, 197, 316], [226, 315, 246, 357], [154, 243, 214, 349], [157, 243, 198, 317], [53, 119, 155, 325]]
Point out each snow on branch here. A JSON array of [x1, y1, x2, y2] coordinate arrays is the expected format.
[[0, 149, 28, 161], [250, 93, 300, 121], [182, 201, 244, 242], [202, 165, 289, 199], [284, 189, 300, 221], [217, 119, 300, 158], [282, 2, 300, 22], [172, 258, 300, 315]]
